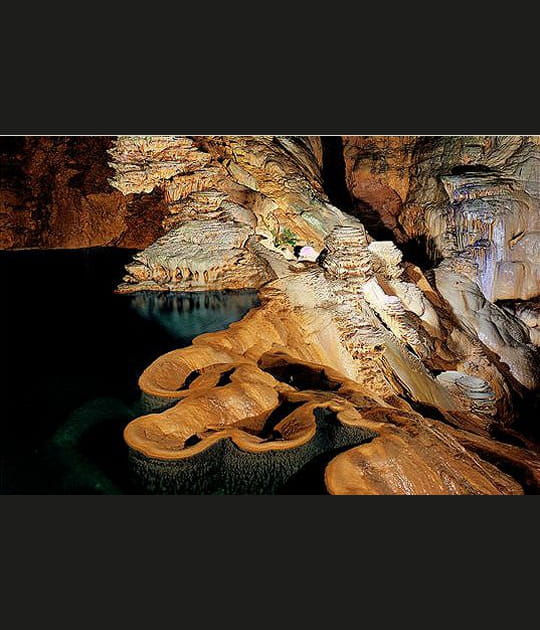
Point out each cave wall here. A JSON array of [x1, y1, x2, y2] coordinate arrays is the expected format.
[[342, 135, 418, 242], [3, 135, 539, 307], [342, 135, 540, 301], [0, 136, 168, 249], [4, 134, 539, 494]]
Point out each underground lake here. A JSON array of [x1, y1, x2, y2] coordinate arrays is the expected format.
[[3, 248, 259, 493]]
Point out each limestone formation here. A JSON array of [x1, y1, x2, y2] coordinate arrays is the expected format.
[[320, 225, 372, 283], [108, 136, 365, 293], [5, 134, 539, 494], [325, 412, 524, 495], [118, 220, 274, 292], [0, 137, 168, 249], [343, 136, 540, 303], [436, 371, 497, 417], [500, 298, 540, 347], [434, 261, 540, 391], [119, 210, 540, 494]]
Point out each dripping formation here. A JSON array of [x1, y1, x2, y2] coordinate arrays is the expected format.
[[13, 134, 534, 495], [4, 135, 539, 494], [103, 135, 540, 494]]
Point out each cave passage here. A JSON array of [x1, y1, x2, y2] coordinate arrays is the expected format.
[[321, 136, 396, 241], [400, 234, 443, 269], [450, 164, 494, 175], [260, 360, 341, 392], [321, 136, 353, 211]]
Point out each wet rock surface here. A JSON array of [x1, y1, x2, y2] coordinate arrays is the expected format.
[[4, 135, 540, 494]]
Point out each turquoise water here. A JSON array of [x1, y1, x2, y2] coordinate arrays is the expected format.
[[128, 291, 258, 340], [3, 248, 259, 494]]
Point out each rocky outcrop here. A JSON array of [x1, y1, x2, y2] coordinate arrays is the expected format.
[[108, 136, 362, 293], [0, 136, 168, 249], [121, 214, 540, 494], [343, 136, 540, 304], [6, 134, 539, 494]]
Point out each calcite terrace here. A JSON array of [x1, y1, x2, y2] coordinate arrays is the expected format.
[[109, 135, 540, 495], [121, 220, 274, 291]]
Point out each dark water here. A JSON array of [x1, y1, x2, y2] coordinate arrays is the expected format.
[[3, 248, 259, 494]]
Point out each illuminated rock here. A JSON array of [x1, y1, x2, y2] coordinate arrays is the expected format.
[[105, 135, 540, 495]]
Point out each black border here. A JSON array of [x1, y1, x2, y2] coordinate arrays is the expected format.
[[3, 78, 540, 136]]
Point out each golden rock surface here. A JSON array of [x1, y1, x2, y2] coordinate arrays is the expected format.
[[106, 137, 540, 494]]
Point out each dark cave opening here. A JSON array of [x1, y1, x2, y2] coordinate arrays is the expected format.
[[321, 136, 397, 242], [321, 136, 353, 211], [184, 434, 202, 448], [260, 360, 341, 392], [450, 164, 494, 175], [259, 398, 306, 440], [512, 391, 540, 445], [215, 368, 236, 388], [180, 369, 201, 390], [400, 234, 443, 270], [350, 198, 396, 241], [407, 400, 447, 423], [490, 426, 531, 449]]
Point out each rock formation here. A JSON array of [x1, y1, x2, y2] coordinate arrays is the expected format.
[[104, 135, 540, 494], [0, 136, 168, 249], [344, 137, 540, 299], [108, 136, 361, 292], [5, 134, 539, 494]]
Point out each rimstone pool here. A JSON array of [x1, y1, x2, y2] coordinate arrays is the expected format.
[[3, 248, 259, 493]]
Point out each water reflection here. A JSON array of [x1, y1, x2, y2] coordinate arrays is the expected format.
[[128, 290, 260, 341], [3, 247, 263, 494]]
